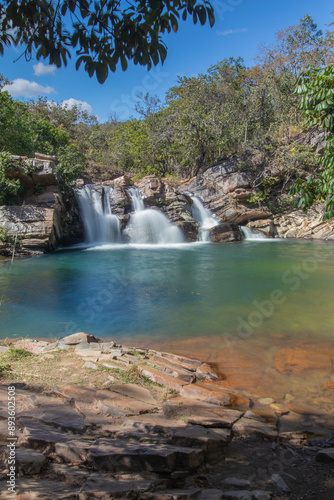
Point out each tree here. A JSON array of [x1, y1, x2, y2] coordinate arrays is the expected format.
[[0, 0, 214, 83], [291, 66, 334, 220], [257, 15, 333, 75]]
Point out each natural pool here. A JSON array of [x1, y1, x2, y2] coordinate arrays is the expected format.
[[1, 240, 334, 419]]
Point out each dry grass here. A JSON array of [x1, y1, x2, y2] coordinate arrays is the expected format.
[[0, 346, 160, 393]]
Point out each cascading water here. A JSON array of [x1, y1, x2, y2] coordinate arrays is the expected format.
[[241, 226, 268, 241], [191, 196, 219, 242], [125, 187, 184, 244], [76, 185, 121, 243]]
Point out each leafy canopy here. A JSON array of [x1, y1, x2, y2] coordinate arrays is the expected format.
[[0, 0, 214, 83], [292, 66, 334, 220]]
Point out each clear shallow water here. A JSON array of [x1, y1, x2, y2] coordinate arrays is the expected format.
[[0, 240, 334, 342]]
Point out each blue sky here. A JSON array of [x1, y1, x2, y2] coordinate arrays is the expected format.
[[1, 0, 333, 122]]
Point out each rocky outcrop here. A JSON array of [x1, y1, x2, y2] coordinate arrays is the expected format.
[[0, 154, 66, 255]]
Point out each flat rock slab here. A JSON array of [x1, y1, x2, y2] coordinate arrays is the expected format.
[[172, 426, 231, 459], [232, 411, 277, 440], [15, 479, 79, 499], [180, 385, 232, 406], [107, 384, 158, 406], [19, 402, 85, 432], [158, 352, 202, 367], [141, 490, 202, 500], [164, 399, 243, 428], [95, 389, 158, 414], [51, 464, 90, 486], [87, 438, 204, 472], [79, 474, 157, 499], [15, 448, 46, 474], [12, 339, 50, 354], [55, 439, 94, 463], [139, 366, 188, 390], [54, 384, 96, 403], [316, 448, 334, 462], [23, 420, 74, 448], [200, 490, 224, 500], [147, 359, 196, 383]]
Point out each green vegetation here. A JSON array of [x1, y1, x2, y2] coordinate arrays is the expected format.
[[0, 0, 214, 83], [292, 66, 334, 219]]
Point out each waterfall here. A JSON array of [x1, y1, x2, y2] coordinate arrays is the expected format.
[[191, 196, 219, 242], [76, 185, 121, 243], [241, 226, 268, 241], [125, 187, 184, 244]]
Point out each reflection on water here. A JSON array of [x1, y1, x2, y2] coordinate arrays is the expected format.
[[0, 240, 334, 417]]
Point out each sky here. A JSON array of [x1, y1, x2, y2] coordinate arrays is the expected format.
[[0, 0, 333, 122]]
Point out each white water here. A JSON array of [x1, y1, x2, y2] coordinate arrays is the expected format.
[[76, 185, 121, 243], [241, 226, 268, 241], [125, 187, 184, 244], [191, 196, 219, 242]]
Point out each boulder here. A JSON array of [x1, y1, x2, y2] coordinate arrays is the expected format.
[[61, 332, 100, 345], [210, 224, 242, 243]]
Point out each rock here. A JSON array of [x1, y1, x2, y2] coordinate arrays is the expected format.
[[15, 448, 46, 475], [54, 384, 96, 403], [148, 358, 196, 383], [180, 385, 237, 406], [108, 384, 158, 406], [23, 421, 73, 447], [79, 474, 158, 499], [11, 339, 49, 354], [51, 464, 90, 486], [141, 489, 202, 500], [87, 438, 204, 472], [174, 220, 199, 242], [83, 361, 98, 370], [222, 478, 251, 488], [172, 426, 231, 460], [195, 364, 219, 381], [0, 205, 61, 251], [19, 399, 86, 432], [247, 219, 275, 237], [163, 399, 243, 428], [273, 347, 333, 374], [258, 398, 275, 406], [218, 205, 271, 225], [252, 493, 272, 500], [232, 411, 277, 440], [61, 332, 99, 345], [55, 439, 92, 463], [271, 474, 291, 493], [210, 224, 242, 243], [95, 388, 158, 414], [316, 448, 334, 462], [15, 478, 79, 499], [200, 490, 224, 500], [139, 366, 188, 391], [156, 352, 202, 368], [222, 492, 252, 500]]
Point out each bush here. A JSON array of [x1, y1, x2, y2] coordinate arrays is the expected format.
[[0, 152, 24, 205]]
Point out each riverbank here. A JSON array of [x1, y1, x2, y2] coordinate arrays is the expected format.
[[0, 334, 334, 499]]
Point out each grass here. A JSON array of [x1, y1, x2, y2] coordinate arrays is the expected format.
[[0, 346, 164, 397]]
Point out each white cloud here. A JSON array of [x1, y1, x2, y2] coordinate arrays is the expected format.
[[3, 78, 57, 98], [217, 28, 247, 36], [62, 98, 93, 115], [33, 62, 57, 76]]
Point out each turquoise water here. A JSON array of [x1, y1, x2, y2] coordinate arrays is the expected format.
[[0, 240, 334, 342]]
